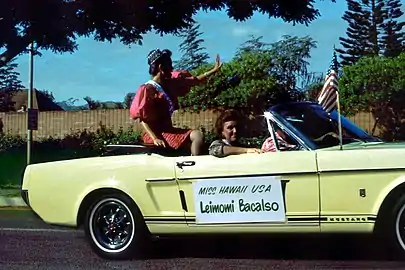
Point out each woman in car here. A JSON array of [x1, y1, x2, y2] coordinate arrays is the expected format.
[[208, 109, 263, 158], [130, 48, 222, 156]]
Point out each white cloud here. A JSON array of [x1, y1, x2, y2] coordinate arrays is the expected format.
[[231, 26, 261, 37]]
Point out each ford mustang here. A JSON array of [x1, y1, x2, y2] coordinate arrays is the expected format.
[[20, 102, 405, 260]]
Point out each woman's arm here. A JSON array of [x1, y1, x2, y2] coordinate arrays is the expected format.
[[208, 140, 261, 157], [195, 66, 219, 81], [194, 54, 222, 82], [141, 121, 157, 141], [222, 145, 251, 156], [174, 54, 222, 92], [141, 121, 166, 147]]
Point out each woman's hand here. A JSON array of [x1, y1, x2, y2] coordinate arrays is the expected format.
[[246, 148, 263, 154], [212, 54, 222, 72], [153, 138, 166, 147], [196, 55, 222, 81]]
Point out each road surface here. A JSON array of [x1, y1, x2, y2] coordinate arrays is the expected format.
[[0, 210, 403, 269]]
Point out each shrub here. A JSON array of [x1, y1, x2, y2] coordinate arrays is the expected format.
[[0, 133, 25, 152], [1, 122, 267, 156], [0, 123, 143, 154]]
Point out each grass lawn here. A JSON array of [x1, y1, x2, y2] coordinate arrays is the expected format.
[[0, 146, 99, 188]]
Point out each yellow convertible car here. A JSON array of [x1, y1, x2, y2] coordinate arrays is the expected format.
[[21, 102, 405, 260]]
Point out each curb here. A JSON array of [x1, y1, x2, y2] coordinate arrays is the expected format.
[[0, 196, 29, 209]]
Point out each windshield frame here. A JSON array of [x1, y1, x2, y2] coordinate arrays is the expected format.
[[263, 111, 316, 151], [266, 102, 381, 150]]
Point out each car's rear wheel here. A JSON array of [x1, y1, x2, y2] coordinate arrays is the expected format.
[[84, 193, 150, 260]]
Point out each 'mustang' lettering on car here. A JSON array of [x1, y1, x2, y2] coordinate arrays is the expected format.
[[200, 199, 279, 214]]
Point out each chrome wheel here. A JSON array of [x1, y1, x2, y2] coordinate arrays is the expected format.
[[395, 203, 405, 251], [88, 198, 135, 253]]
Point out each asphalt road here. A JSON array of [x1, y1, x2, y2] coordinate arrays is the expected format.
[[0, 210, 404, 270]]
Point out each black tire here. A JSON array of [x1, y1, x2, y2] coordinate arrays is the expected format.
[[378, 194, 405, 260], [83, 192, 151, 260]]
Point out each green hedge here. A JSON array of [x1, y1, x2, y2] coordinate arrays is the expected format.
[[0, 146, 99, 188], [0, 124, 266, 188], [0, 124, 142, 188]]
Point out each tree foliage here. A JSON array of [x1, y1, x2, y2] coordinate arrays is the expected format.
[[0, 0, 336, 67], [237, 35, 318, 93], [83, 96, 124, 110], [0, 60, 24, 112], [39, 90, 56, 102], [337, 0, 405, 66], [174, 23, 209, 70], [236, 35, 270, 55], [381, 0, 405, 57], [84, 96, 102, 110], [179, 35, 316, 112], [123, 93, 135, 109], [265, 35, 318, 91], [180, 53, 279, 112], [336, 0, 386, 66], [0, 60, 23, 91], [339, 52, 405, 140]]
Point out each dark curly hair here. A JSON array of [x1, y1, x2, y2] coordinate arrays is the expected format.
[[147, 49, 172, 76], [214, 109, 240, 138]]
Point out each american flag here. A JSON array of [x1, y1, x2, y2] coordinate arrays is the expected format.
[[317, 50, 339, 113]]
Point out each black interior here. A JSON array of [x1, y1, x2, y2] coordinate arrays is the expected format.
[[100, 144, 191, 157]]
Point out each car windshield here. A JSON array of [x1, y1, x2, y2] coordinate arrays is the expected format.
[[269, 103, 380, 149]]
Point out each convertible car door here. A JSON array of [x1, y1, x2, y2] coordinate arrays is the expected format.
[[174, 151, 320, 232]]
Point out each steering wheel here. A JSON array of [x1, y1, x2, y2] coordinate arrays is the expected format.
[[313, 132, 338, 142], [313, 132, 362, 143]]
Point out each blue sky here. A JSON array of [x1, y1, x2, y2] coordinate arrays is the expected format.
[[10, 1, 396, 104]]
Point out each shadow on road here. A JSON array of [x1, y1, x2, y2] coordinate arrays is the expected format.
[[1, 210, 400, 263], [141, 234, 396, 262]]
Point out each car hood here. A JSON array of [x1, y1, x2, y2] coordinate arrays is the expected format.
[[315, 141, 405, 172], [321, 141, 405, 151]]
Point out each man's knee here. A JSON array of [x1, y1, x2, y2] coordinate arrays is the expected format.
[[190, 130, 204, 142]]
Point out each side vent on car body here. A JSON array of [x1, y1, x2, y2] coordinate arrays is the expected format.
[[179, 190, 188, 212]]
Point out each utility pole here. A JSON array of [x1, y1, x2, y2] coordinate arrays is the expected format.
[[27, 42, 34, 165]]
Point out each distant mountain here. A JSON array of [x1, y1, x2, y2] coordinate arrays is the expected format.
[[56, 102, 88, 111], [56, 101, 125, 111]]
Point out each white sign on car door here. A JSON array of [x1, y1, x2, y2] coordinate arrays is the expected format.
[[193, 176, 286, 224]]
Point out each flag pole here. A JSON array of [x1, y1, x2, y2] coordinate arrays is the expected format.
[[333, 45, 343, 150], [336, 90, 343, 150], [27, 42, 34, 165]]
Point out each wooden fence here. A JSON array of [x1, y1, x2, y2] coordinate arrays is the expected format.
[[0, 109, 380, 140]]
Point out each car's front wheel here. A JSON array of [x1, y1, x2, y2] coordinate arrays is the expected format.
[[379, 194, 405, 260], [84, 193, 150, 260]]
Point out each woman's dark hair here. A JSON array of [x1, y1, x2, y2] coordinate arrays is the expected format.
[[214, 109, 240, 137], [147, 49, 172, 76]]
